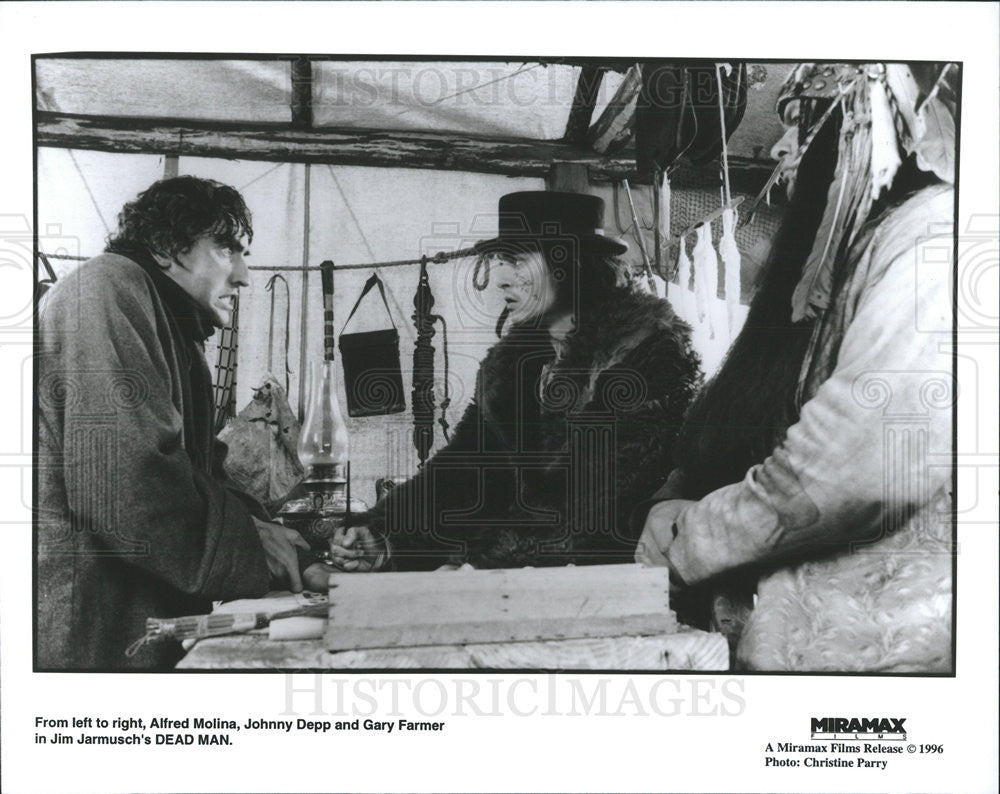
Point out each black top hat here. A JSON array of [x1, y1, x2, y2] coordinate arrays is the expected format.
[[474, 191, 628, 256]]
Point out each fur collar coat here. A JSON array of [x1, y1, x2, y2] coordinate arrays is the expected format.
[[368, 287, 702, 570]]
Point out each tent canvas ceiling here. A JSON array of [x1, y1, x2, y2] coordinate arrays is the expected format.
[[36, 58, 791, 156]]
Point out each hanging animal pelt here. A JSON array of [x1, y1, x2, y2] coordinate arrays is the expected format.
[[675, 232, 694, 318], [719, 206, 742, 340], [692, 223, 718, 339]]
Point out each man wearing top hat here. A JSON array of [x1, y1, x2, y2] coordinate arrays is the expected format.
[[332, 190, 703, 572]]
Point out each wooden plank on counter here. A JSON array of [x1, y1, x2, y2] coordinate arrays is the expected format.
[[325, 564, 674, 652]]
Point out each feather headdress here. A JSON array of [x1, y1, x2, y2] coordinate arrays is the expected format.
[[778, 62, 957, 323]]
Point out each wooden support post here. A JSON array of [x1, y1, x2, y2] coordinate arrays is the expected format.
[[290, 57, 313, 129], [163, 154, 178, 178], [547, 162, 590, 193]]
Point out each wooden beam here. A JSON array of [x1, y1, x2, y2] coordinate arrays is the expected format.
[[35, 112, 780, 195], [562, 65, 605, 145], [587, 64, 641, 154], [36, 112, 642, 183]]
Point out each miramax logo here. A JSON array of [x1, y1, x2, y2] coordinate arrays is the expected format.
[[811, 717, 907, 740]]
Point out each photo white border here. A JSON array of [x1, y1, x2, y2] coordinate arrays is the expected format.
[[1, 2, 997, 792]]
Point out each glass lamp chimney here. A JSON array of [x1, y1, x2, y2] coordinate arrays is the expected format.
[[298, 359, 349, 491]]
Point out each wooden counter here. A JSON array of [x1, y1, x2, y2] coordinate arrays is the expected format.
[[177, 567, 730, 671], [177, 611, 729, 671]]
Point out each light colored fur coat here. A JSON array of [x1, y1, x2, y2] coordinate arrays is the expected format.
[[667, 185, 955, 672]]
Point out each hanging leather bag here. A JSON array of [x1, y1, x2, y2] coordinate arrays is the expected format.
[[338, 273, 406, 417]]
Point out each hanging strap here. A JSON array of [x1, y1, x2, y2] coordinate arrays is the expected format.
[[265, 274, 291, 393], [342, 272, 397, 332], [715, 64, 733, 207]]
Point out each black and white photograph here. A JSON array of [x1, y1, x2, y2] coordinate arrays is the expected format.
[[2, 2, 998, 793], [32, 53, 959, 673]]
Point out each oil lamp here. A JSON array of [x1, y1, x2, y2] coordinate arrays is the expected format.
[[297, 357, 351, 515], [278, 261, 365, 549]]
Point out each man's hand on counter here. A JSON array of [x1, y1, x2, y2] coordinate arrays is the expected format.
[[329, 524, 389, 572], [635, 499, 696, 592], [303, 561, 338, 591], [253, 517, 312, 592]]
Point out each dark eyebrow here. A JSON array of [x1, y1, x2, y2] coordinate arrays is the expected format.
[[215, 234, 246, 253]]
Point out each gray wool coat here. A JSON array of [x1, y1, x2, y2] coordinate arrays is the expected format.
[[36, 252, 271, 670]]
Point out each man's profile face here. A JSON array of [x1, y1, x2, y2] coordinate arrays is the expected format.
[[163, 233, 250, 327], [771, 99, 802, 195], [493, 250, 557, 324]]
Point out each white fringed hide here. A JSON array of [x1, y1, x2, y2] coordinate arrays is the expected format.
[[692, 223, 718, 339]]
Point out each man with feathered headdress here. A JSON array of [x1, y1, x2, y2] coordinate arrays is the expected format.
[[636, 62, 958, 672]]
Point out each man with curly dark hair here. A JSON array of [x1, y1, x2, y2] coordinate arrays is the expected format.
[[37, 176, 330, 670]]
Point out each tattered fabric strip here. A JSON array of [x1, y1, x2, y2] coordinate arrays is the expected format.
[[791, 80, 874, 323]]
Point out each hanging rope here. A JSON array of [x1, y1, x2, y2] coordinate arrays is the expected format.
[[238, 161, 289, 192], [435, 313, 451, 443], [663, 196, 744, 245], [37, 94, 113, 236], [472, 253, 491, 290], [35, 250, 59, 306], [325, 164, 426, 328], [652, 165, 662, 277], [714, 64, 733, 207], [245, 246, 480, 273], [328, 165, 379, 263], [716, 63, 741, 341]]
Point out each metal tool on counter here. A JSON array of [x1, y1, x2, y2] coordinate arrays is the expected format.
[[125, 602, 330, 657]]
